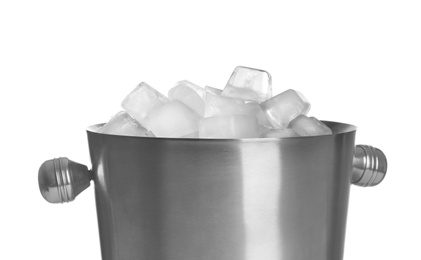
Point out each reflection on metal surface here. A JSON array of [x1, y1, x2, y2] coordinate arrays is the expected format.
[[240, 142, 281, 260]]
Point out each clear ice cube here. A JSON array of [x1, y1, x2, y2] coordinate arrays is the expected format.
[[260, 89, 311, 129], [205, 86, 223, 95], [168, 80, 205, 116], [199, 115, 259, 139], [143, 100, 202, 137], [121, 82, 169, 126], [99, 111, 154, 137], [221, 66, 272, 102], [253, 102, 272, 127], [204, 92, 269, 126], [260, 129, 300, 138], [288, 115, 332, 136], [178, 80, 206, 98], [205, 92, 250, 117]]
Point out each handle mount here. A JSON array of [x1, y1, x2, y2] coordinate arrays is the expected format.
[[38, 157, 92, 203], [352, 145, 387, 187]]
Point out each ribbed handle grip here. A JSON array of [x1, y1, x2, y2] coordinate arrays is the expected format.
[[352, 145, 387, 187], [38, 157, 92, 203]]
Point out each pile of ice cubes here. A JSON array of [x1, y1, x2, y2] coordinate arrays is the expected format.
[[99, 66, 332, 138]]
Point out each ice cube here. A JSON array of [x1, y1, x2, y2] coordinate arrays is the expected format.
[[221, 66, 272, 102], [177, 80, 206, 98], [143, 100, 202, 137], [168, 80, 205, 116], [253, 103, 272, 127], [260, 129, 300, 138], [288, 115, 332, 136], [260, 89, 311, 129], [204, 92, 269, 126], [205, 86, 223, 95], [100, 111, 154, 137], [199, 115, 259, 139], [205, 92, 250, 117], [121, 82, 169, 126]]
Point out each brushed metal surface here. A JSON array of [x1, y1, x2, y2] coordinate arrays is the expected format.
[[86, 121, 357, 260]]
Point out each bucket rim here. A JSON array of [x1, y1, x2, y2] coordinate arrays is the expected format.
[[86, 120, 357, 142]]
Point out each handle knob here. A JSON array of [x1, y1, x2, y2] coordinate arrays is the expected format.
[[352, 145, 387, 187], [38, 157, 92, 203]]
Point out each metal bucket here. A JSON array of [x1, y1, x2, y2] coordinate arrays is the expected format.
[[38, 121, 387, 260]]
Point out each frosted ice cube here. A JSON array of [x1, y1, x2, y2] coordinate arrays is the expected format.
[[288, 115, 332, 136], [205, 86, 223, 95], [260, 89, 311, 129], [100, 111, 154, 137], [204, 92, 269, 126], [221, 66, 272, 102], [121, 82, 169, 126], [260, 129, 300, 138], [143, 100, 202, 137], [168, 80, 205, 116], [199, 115, 259, 139]]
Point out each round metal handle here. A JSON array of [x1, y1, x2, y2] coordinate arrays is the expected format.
[[38, 157, 92, 203], [352, 145, 387, 187]]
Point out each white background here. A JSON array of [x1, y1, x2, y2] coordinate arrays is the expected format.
[[1, 1, 420, 259]]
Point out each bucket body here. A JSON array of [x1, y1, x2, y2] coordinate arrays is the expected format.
[[87, 122, 356, 260]]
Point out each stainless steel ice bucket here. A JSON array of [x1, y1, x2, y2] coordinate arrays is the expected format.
[[38, 121, 387, 260]]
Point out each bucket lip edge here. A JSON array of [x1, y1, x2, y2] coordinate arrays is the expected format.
[[86, 120, 357, 142]]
